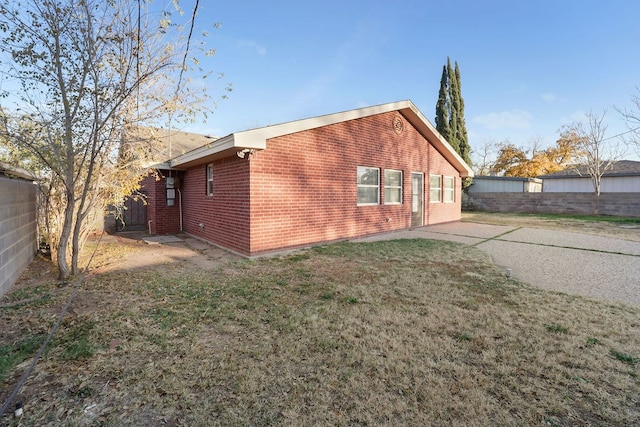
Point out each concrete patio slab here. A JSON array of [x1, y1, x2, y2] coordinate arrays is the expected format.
[[353, 221, 640, 306], [499, 227, 640, 256], [478, 239, 640, 305], [142, 235, 184, 245]]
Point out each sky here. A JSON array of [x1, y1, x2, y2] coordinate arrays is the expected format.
[[167, 1, 640, 161]]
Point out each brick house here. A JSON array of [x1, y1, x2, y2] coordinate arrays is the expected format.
[[143, 100, 474, 256]]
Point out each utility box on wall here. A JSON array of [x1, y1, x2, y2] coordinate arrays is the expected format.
[[166, 176, 176, 206]]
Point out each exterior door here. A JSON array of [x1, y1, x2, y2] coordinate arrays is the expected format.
[[117, 195, 148, 231], [411, 173, 424, 227]]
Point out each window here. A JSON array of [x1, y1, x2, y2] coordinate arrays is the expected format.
[[357, 166, 379, 205], [444, 176, 455, 202], [206, 164, 213, 196], [430, 174, 442, 203], [384, 169, 402, 204]]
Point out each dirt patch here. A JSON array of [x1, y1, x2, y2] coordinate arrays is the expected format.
[[88, 232, 242, 274]]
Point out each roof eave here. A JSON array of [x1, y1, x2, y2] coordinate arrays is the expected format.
[[168, 134, 267, 169], [163, 100, 475, 177], [399, 104, 475, 178]]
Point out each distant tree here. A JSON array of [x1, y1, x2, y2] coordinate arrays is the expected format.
[[491, 135, 581, 178], [618, 88, 640, 156], [567, 110, 626, 198], [491, 143, 531, 177], [470, 140, 498, 175]]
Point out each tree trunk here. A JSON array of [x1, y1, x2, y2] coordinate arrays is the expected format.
[[71, 216, 81, 275], [57, 191, 74, 280]]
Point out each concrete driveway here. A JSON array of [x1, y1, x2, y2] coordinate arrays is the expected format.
[[355, 222, 640, 306]]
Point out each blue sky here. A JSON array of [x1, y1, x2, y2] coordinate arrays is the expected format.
[[177, 0, 640, 161]]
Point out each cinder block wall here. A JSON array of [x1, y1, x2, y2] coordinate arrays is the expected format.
[[464, 192, 640, 217], [0, 177, 37, 297]]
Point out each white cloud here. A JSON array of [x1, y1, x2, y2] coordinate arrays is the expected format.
[[559, 110, 587, 125], [541, 92, 556, 102], [472, 109, 533, 130], [237, 39, 267, 56]]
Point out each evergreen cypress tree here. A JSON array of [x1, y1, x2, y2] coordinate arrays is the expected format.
[[454, 61, 471, 167], [434, 57, 470, 166], [446, 57, 460, 153], [434, 65, 451, 143]]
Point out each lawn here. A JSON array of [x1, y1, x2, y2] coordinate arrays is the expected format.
[[1, 237, 639, 426]]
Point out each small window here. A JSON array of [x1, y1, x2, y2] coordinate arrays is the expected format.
[[444, 176, 455, 202], [357, 166, 379, 205], [206, 164, 213, 196], [384, 169, 402, 204], [430, 174, 442, 203]]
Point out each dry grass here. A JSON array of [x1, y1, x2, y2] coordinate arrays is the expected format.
[[1, 237, 639, 426]]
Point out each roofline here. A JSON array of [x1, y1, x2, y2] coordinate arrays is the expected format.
[[396, 101, 474, 178], [473, 176, 542, 183], [540, 172, 640, 179], [169, 100, 474, 177]]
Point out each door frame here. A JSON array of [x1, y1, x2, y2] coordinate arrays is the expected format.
[[411, 172, 424, 227]]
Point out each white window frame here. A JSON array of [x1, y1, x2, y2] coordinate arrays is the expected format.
[[384, 169, 403, 204], [206, 164, 213, 196], [444, 176, 455, 203], [357, 166, 380, 205], [430, 174, 442, 203]]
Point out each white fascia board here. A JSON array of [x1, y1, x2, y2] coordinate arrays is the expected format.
[[401, 103, 475, 178], [169, 134, 267, 168], [165, 100, 474, 177], [142, 161, 172, 170], [233, 100, 414, 143], [168, 101, 413, 168]]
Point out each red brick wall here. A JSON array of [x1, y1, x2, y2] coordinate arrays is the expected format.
[[141, 172, 182, 235], [426, 143, 464, 224], [141, 173, 156, 233], [180, 157, 251, 255], [147, 111, 463, 256], [248, 111, 462, 254]]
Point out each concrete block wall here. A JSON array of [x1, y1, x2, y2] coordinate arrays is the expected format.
[[0, 176, 37, 298], [463, 192, 640, 217]]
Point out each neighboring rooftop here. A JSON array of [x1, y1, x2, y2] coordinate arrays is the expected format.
[[539, 160, 640, 179]]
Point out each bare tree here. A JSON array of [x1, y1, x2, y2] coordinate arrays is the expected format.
[[470, 139, 498, 175], [570, 110, 627, 198], [618, 88, 640, 156], [0, 0, 223, 279]]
